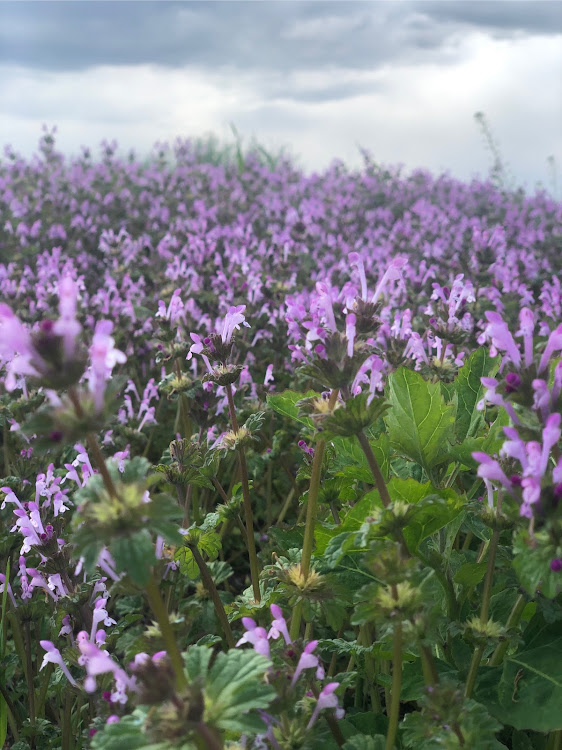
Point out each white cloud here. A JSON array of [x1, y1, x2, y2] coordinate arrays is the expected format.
[[0, 31, 560, 192]]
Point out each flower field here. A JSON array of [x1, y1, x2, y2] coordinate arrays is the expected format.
[[1, 131, 562, 750]]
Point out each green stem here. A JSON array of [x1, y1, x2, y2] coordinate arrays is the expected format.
[[189, 544, 236, 648], [385, 618, 403, 750], [359, 625, 382, 713], [547, 730, 562, 750], [62, 687, 72, 750], [68, 387, 119, 499], [489, 593, 527, 666], [0, 681, 20, 741], [144, 575, 187, 691], [289, 392, 339, 641], [3, 420, 11, 475], [225, 384, 261, 603], [356, 430, 391, 507], [87, 431, 119, 498], [419, 642, 439, 687], [24, 622, 35, 724], [36, 662, 54, 718], [464, 527, 500, 698], [276, 487, 296, 526], [195, 722, 224, 750]]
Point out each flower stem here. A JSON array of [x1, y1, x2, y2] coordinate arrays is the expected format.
[[464, 527, 500, 698], [356, 430, 391, 507], [385, 615, 403, 750], [144, 575, 187, 691], [289, 389, 339, 641], [3, 420, 11, 475], [489, 592, 527, 666], [189, 544, 236, 648], [68, 387, 119, 499], [419, 642, 439, 687], [23, 621, 36, 729], [225, 383, 261, 602]]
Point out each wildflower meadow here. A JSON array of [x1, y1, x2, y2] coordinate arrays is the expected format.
[[1, 129, 561, 750]]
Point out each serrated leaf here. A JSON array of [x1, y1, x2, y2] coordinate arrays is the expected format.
[[90, 708, 151, 750], [450, 348, 500, 442], [183, 644, 213, 682], [204, 648, 276, 733], [174, 546, 199, 578], [385, 368, 456, 474], [110, 530, 156, 586], [266, 390, 318, 428], [317, 393, 389, 439]]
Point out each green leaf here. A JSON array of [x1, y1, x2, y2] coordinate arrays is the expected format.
[[512, 530, 562, 599], [316, 393, 389, 439], [266, 390, 318, 428], [204, 648, 276, 733], [183, 644, 213, 682], [90, 708, 152, 750], [332, 434, 390, 483], [315, 478, 462, 558], [343, 736, 386, 750], [110, 530, 156, 586], [175, 546, 199, 578], [450, 348, 500, 442], [385, 367, 457, 474], [477, 618, 562, 731], [454, 562, 488, 587]]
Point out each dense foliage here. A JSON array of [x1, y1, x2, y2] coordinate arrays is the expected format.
[[1, 128, 561, 750]]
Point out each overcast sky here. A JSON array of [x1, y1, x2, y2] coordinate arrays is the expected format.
[[1, 1, 561, 191]]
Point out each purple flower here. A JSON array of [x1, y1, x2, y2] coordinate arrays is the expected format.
[[40, 641, 78, 686], [236, 617, 270, 658], [221, 305, 250, 344], [87, 320, 126, 412], [307, 682, 344, 728], [291, 640, 323, 687], [268, 604, 292, 645], [53, 275, 82, 360]]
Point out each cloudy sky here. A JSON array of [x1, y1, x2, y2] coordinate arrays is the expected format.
[[1, 1, 561, 191]]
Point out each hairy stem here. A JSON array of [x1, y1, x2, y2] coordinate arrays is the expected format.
[[464, 527, 500, 698], [419, 642, 439, 687], [385, 613, 403, 750], [23, 622, 35, 733], [489, 593, 527, 667], [290, 389, 339, 641], [144, 575, 187, 691], [225, 383, 261, 602], [189, 544, 236, 648], [356, 430, 391, 507]]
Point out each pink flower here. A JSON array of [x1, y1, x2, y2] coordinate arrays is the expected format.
[[221, 305, 250, 344], [88, 320, 126, 412], [40, 641, 78, 686], [268, 604, 291, 645], [236, 617, 270, 658], [372, 257, 407, 304], [307, 682, 344, 728], [346, 313, 357, 358], [291, 640, 324, 687], [53, 276, 82, 360], [348, 252, 368, 301]]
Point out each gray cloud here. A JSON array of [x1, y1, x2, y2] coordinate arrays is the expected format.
[[1, 0, 559, 76], [418, 1, 562, 37]]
